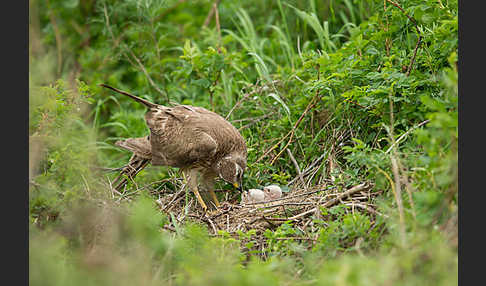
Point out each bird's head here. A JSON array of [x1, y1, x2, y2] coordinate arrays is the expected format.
[[216, 154, 246, 192], [263, 185, 282, 200]]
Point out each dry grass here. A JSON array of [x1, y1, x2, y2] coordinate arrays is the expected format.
[[109, 159, 382, 255]]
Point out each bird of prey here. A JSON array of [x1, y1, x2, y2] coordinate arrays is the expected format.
[[263, 185, 282, 200], [100, 84, 247, 212]]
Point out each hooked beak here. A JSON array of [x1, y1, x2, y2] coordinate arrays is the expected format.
[[233, 182, 242, 192]]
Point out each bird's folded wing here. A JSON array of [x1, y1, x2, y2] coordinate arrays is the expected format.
[[115, 136, 152, 159], [150, 129, 218, 167]]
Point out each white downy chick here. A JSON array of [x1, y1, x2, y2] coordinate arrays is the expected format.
[[241, 188, 265, 204], [263, 185, 282, 200]]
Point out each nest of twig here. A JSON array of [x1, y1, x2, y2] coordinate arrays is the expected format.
[[149, 181, 383, 258], [108, 159, 383, 256], [127, 180, 382, 236], [165, 182, 380, 233], [216, 182, 378, 230]]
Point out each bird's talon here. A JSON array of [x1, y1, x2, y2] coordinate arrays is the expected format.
[[206, 209, 220, 217]]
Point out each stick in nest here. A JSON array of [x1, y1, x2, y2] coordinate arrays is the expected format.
[[276, 183, 370, 222], [242, 186, 335, 207], [286, 148, 308, 191]]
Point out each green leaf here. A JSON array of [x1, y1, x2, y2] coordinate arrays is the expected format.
[[192, 78, 211, 88]]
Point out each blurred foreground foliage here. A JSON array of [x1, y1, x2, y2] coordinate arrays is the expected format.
[[29, 0, 457, 284], [30, 196, 457, 286]]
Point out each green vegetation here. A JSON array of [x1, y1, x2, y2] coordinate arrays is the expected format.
[[30, 0, 457, 285]]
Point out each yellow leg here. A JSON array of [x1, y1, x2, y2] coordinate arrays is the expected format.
[[192, 186, 208, 212], [208, 189, 220, 207], [184, 169, 208, 212], [201, 172, 220, 210]]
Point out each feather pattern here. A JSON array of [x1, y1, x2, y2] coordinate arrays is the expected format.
[[101, 84, 247, 210]]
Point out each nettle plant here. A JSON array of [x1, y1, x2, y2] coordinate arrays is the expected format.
[[176, 40, 231, 110], [30, 80, 100, 225]]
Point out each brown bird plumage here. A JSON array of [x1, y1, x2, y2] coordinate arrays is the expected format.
[[101, 84, 247, 212]]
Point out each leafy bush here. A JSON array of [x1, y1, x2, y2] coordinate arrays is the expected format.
[[30, 0, 458, 284]]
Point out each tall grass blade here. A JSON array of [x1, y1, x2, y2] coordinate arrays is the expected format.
[[269, 25, 294, 68], [276, 0, 295, 69], [287, 4, 334, 57]]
